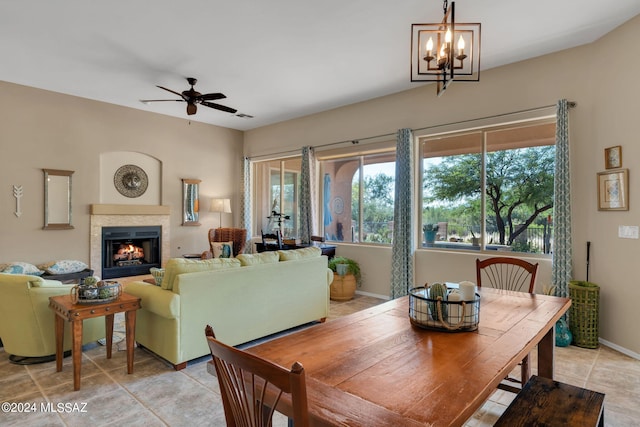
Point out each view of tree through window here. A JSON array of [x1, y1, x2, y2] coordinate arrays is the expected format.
[[422, 120, 556, 254]]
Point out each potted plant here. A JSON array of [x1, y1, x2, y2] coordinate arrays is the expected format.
[[423, 223, 439, 246], [328, 256, 361, 301]]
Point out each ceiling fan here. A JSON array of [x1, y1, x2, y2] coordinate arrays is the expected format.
[[140, 77, 237, 115]]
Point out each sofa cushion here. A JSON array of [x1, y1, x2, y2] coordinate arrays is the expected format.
[[161, 257, 241, 290], [278, 246, 322, 261], [1, 262, 44, 276], [236, 252, 279, 266], [211, 241, 234, 258], [38, 259, 88, 275]]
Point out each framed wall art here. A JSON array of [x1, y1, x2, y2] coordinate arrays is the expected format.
[[597, 169, 628, 211], [604, 145, 622, 169]]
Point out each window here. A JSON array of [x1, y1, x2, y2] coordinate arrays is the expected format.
[[254, 158, 301, 238], [421, 119, 556, 254], [320, 151, 396, 244]]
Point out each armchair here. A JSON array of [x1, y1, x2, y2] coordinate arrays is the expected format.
[[206, 228, 247, 258], [0, 273, 105, 364]]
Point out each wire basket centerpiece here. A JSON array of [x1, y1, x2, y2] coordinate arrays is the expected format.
[[409, 283, 480, 332], [71, 280, 122, 305]]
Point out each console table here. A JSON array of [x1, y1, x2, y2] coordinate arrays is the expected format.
[[255, 242, 336, 258]]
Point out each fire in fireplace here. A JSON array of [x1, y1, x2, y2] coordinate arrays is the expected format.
[[102, 226, 161, 279]]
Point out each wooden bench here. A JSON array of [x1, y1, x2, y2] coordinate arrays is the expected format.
[[494, 375, 605, 427]]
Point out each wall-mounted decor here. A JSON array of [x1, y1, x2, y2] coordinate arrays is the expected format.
[[114, 164, 148, 198], [13, 185, 23, 217], [604, 145, 622, 169], [43, 169, 74, 229], [598, 169, 628, 211], [182, 179, 201, 226]]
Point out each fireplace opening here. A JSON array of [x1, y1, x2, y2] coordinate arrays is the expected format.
[[102, 226, 161, 279]]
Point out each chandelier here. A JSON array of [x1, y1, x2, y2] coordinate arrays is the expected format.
[[410, 0, 481, 96]]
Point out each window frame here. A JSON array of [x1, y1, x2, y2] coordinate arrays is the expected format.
[[417, 115, 557, 256]]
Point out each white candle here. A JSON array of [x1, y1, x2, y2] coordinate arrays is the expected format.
[[459, 281, 477, 322], [447, 290, 463, 324], [459, 281, 476, 301]]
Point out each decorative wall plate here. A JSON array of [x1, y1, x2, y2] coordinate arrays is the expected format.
[[114, 164, 148, 198], [333, 196, 344, 214]]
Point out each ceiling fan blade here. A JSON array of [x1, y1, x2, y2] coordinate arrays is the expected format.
[[201, 101, 237, 114], [199, 92, 226, 101], [186, 103, 197, 115], [140, 99, 185, 103], [157, 85, 184, 97]]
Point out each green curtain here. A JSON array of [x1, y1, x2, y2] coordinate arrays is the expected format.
[[299, 146, 317, 244], [240, 157, 252, 252], [552, 99, 572, 298], [390, 128, 415, 299]]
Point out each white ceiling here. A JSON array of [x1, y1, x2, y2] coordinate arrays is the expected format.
[[2, 1, 639, 131]]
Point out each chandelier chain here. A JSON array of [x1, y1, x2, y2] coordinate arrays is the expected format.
[[443, 0, 448, 16]]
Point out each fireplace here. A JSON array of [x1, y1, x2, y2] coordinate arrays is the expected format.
[[102, 226, 161, 279]]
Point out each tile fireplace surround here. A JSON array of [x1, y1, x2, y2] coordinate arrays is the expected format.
[[89, 204, 170, 277]]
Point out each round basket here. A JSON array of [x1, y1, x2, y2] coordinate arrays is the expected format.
[[71, 281, 122, 305], [409, 286, 480, 332]]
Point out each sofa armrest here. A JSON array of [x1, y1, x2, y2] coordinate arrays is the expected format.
[[125, 281, 180, 319], [327, 268, 334, 286]]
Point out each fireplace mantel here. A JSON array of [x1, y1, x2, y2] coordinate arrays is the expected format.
[[91, 204, 170, 215]]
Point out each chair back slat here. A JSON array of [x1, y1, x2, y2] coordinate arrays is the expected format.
[[476, 257, 538, 294], [205, 325, 309, 427]]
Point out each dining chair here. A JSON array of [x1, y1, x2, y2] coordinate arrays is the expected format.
[[205, 325, 309, 427], [261, 229, 283, 250], [476, 257, 539, 393]]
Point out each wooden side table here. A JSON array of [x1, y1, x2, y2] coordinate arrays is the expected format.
[[49, 292, 141, 391]]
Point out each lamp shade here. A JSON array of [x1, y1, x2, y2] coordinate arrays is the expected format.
[[210, 198, 232, 214]]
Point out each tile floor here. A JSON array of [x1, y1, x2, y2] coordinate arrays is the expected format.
[[2, 294, 639, 426]]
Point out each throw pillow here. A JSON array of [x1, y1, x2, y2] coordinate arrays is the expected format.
[[236, 252, 279, 266], [1, 262, 44, 276], [38, 259, 88, 275], [278, 246, 322, 261], [211, 241, 234, 258], [161, 257, 241, 290], [149, 267, 165, 287]]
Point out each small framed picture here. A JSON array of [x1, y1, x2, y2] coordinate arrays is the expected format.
[[598, 169, 629, 211], [604, 145, 622, 169]]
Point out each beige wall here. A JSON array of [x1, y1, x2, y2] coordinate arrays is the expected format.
[[0, 82, 244, 265], [1, 15, 639, 355], [244, 15, 640, 356]]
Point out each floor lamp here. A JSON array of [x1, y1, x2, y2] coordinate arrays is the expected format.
[[210, 198, 232, 228]]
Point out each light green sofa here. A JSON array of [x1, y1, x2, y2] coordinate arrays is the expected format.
[[125, 248, 333, 370], [0, 273, 105, 363]]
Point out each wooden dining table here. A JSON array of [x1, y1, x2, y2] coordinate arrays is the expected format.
[[246, 287, 571, 427]]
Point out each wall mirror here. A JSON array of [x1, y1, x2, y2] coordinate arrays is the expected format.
[[43, 169, 74, 230], [182, 178, 201, 226]]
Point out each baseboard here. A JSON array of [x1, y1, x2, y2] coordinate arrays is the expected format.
[[355, 290, 390, 300], [599, 338, 640, 360]]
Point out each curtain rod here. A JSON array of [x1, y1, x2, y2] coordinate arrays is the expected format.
[[412, 101, 576, 133], [247, 101, 576, 160]]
